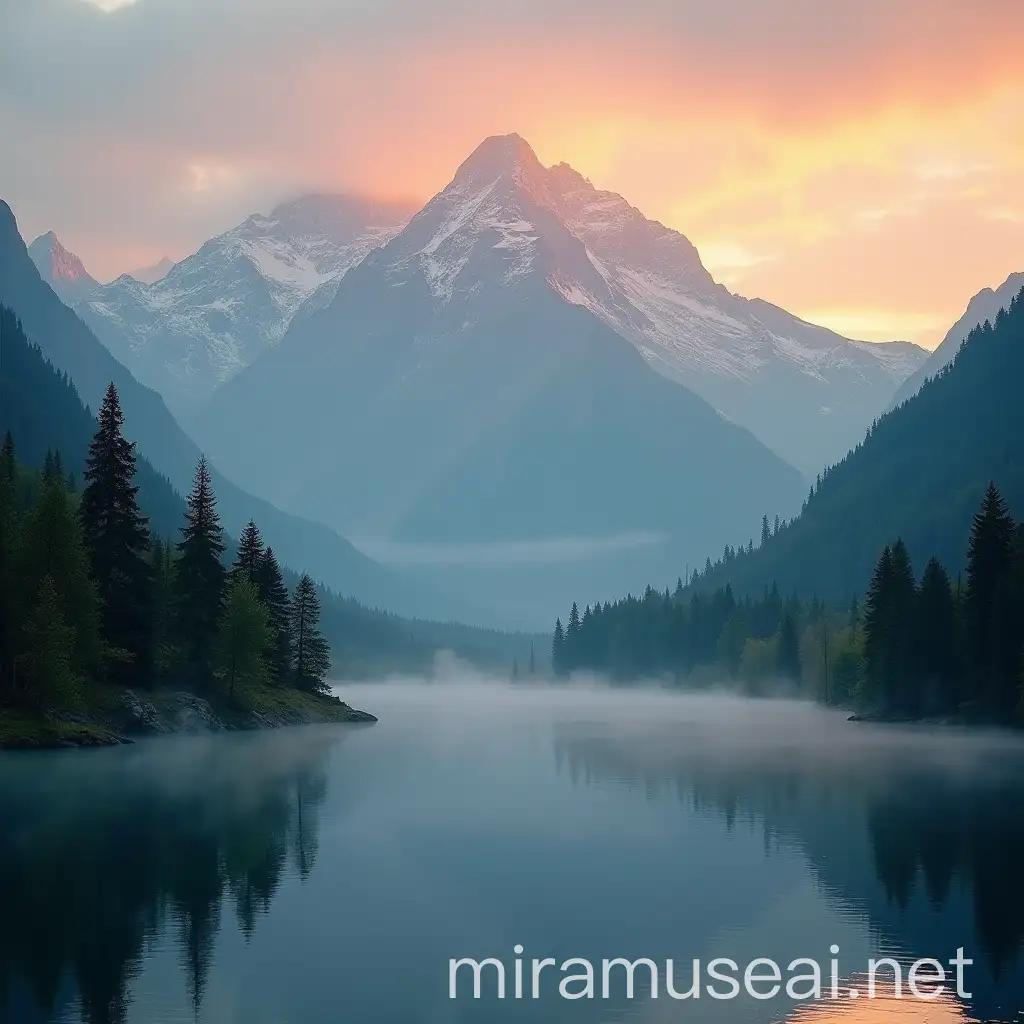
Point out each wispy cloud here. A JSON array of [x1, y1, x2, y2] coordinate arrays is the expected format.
[[2, 0, 1021, 345]]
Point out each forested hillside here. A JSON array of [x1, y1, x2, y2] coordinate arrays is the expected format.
[[689, 286, 1024, 602]]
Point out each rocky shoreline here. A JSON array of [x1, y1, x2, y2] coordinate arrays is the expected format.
[[0, 687, 377, 750]]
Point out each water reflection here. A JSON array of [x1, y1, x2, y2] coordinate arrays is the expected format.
[[3, 686, 1024, 1024], [552, 705, 1024, 1022], [0, 728, 336, 1024]]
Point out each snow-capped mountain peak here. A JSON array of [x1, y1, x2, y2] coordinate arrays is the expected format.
[[74, 194, 415, 410], [28, 231, 98, 303], [314, 134, 927, 473]]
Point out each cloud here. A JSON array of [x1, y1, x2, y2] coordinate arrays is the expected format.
[[1, 0, 1021, 343], [81, 0, 138, 11]]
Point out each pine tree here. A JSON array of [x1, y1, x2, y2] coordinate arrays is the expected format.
[[862, 541, 917, 710], [15, 473, 103, 684], [79, 382, 152, 682], [564, 602, 581, 672], [291, 574, 331, 693], [215, 578, 272, 699], [886, 540, 918, 711], [254, 547, 293, 684], [150, 535, 178, 677], [552, 618, 565, 676], [528, 642, 536, 676], [761, 515, 771, 547], [175, 458, 226, 683], [231, 520, 264, 585], [915, 557, 960, 713], [20, 575, 80, 708], [511, 656, 519, 681], [965, 483, 1017, 711]]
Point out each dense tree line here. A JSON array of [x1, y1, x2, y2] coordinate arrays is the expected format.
[[551, 484, 1024, 720], [860, 483, 1024, 719], [0, 383, 333, 716]]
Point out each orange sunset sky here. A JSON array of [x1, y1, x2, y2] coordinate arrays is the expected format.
[[2, 0, 1022, 348]]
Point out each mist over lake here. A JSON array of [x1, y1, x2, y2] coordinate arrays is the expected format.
[[3, 682, 1022, 1023]]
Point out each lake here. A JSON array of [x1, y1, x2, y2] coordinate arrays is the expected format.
[[2, 682, 1024, 1023]]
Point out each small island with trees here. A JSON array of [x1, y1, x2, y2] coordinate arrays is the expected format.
[[0, 383, 375, 750]]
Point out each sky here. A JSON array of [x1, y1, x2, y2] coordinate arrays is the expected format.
[[1, 0, 1022, 348]]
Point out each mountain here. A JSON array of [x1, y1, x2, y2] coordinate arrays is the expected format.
[[27, 231, 98, 305], [74, 195, 414, 411], [0, 197, 467, 621], [195, 135, 805, 605], [691, 283, 1024, 602], [538, 159, 926, 474], [126, 256, 174, 284], [890, 271, 1024, 408]]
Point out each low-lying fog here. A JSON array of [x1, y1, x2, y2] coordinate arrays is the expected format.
[[336, 673, 1024, 784]]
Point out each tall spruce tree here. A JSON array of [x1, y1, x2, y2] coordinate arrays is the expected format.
[[254, 547, 293, 684], [552, 618, 565, 676], [79, 382, 152, 682], [291, 574, 331, 692], [215, 578, 271, 699], [887, 539, 918, 711], [915, 557, 960, 713], [20, 575, 80, 708], [863, 541, 917, 710], [565, 602, 581, 671], [16, 472, 103, 688], [176, 458, 226, 683], [150, 535, 178, 676], [863, 545, 894, 702], [231, 521, 264, 585], [965, 483, 1017, 711]]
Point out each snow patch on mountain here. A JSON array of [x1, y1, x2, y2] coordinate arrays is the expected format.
[[307, 133, 927, 474], [75, 195, 414, 408]]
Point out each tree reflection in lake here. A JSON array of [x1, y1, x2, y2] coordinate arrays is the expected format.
[[0, 728, 336, 1024], [553, 712, 1024, 1023]]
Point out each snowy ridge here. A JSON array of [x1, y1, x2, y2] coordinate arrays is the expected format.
[[73, 195, 413, 409], [315, 134, 927, 474]]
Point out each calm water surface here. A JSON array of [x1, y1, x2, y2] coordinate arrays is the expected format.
[[2, 682, 1024, 1024]]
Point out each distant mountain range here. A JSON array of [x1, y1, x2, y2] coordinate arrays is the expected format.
[[890, 270, 1024, 409], [692, 281, 1024, 602], [1, 197, 473, 623], [33, 136, 925, 473], [30, 196, 414, 412]]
